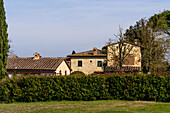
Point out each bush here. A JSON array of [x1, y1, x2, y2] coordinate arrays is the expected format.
[[0, 75, 111, 103], [107, 74, 170, 102], [0, 74, 169, 103], [70, 71, 85, 76]]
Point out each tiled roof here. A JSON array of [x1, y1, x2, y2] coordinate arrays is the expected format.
[[67, 49, 106, 57], [102, 41, 144, 49], [7, 57, 70, 70]]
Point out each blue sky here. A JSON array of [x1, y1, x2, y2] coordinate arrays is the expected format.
[[4, 0, 170, 57]]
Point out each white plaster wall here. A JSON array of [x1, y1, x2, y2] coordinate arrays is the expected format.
[[56, 61, 71, 76], [70, 57, 106, 75]]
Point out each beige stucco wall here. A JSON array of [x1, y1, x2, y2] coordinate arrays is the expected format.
[[107, 43, 141, 67], [70, 57, 106, 75], [56, 61, 71, 76]]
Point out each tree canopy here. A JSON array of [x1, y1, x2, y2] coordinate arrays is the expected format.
[[0, 0, 9, 79], [149, 10, 170, 34], [125, 10, 170, 73], [125, 10, 170, 43]]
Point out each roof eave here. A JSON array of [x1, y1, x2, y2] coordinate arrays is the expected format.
[[102, 41, 144, 49], [67, 55, 107, 57]]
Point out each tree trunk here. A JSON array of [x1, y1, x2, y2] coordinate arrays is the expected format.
[[148, 45, 152, 74], [148, 61, 151, 74]]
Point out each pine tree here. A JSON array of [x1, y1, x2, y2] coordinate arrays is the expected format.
[[0, 0, 9, 79], [125, 17, 169, 73]]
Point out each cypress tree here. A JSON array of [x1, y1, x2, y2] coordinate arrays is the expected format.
[[0, 0, 9, 79], [72, 50, 76, 54]]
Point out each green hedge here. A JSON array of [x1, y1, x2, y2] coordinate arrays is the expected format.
[[107, 75, 170, 102], [0, 76, 111, 103], [70, 71, 85, 75], [0, 74, 169, 103]]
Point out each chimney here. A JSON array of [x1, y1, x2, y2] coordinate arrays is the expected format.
[[34, 52, 41, 60], [13, 55, 18, 58], [134, 39, 138, 45], [93, 47, 98, 55]]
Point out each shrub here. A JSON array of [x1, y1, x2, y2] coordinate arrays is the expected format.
[[0, 74, 169, 103], [0, 75, 111, 103], [107, 74, 170, 102], [70, 71, 85, 76]]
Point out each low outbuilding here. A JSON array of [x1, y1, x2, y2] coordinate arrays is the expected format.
[[7, 52, 71, 77]]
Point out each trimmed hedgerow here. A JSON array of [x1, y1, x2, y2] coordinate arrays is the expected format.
[[0, 74, 169, 103], [0, 76, 111, 103], [107, 74, 170, 102]]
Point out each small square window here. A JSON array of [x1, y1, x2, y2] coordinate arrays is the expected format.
[[78, 61, 82, 67], [97, 61, 102, 67], [90, 60, 92, 63]]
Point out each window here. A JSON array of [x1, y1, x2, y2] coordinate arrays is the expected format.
[[78, 61, 82, 67], [124, 55, 134, 65], [65, 71, 67, 75], [59, 70, 62, 75], [90, 60, 92, 63], [97, 61, 102, 67]]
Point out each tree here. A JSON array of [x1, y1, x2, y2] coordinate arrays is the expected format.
[[125, 16, 170, 73], [107, 26, 134, 70], [72, 50, 76, 54], [0, 0, 9, 79], [8, 39, 16, 57], [149, 10, 170, 35], [125, 10, 170, 42]]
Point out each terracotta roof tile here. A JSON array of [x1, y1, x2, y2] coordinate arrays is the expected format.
[[7, 57, 67, 70], [102, 41, 144, 49], [67, 49, 106, 57]]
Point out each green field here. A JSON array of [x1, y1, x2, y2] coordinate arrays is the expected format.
[[0, 100, 169, 113]]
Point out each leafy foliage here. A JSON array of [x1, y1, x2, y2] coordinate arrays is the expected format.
[[0, 0, 10, 79], [108, 74, 170, 102], [0, 74, 169, 103], [149, 10, 170, 34], [70, 71, 85, 75], [125, 12, 170, 73]]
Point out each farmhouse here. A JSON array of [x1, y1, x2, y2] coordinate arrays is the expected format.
[[102, 40, 142, 71], [7, 52, 71, 77], [7, 40, 142, 76], [67, 47, 107, 75], [68, 40, 142, 74]]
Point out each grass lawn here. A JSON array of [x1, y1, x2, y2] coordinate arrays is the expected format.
[[0, 100, 169, 113]]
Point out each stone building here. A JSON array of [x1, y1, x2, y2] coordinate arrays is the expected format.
[[7, 52, 71, 77], [102, 40, 142, 71], [7, 41, 142, 76], [68, 41, 142, 74], [67, 48, 107, 75]]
